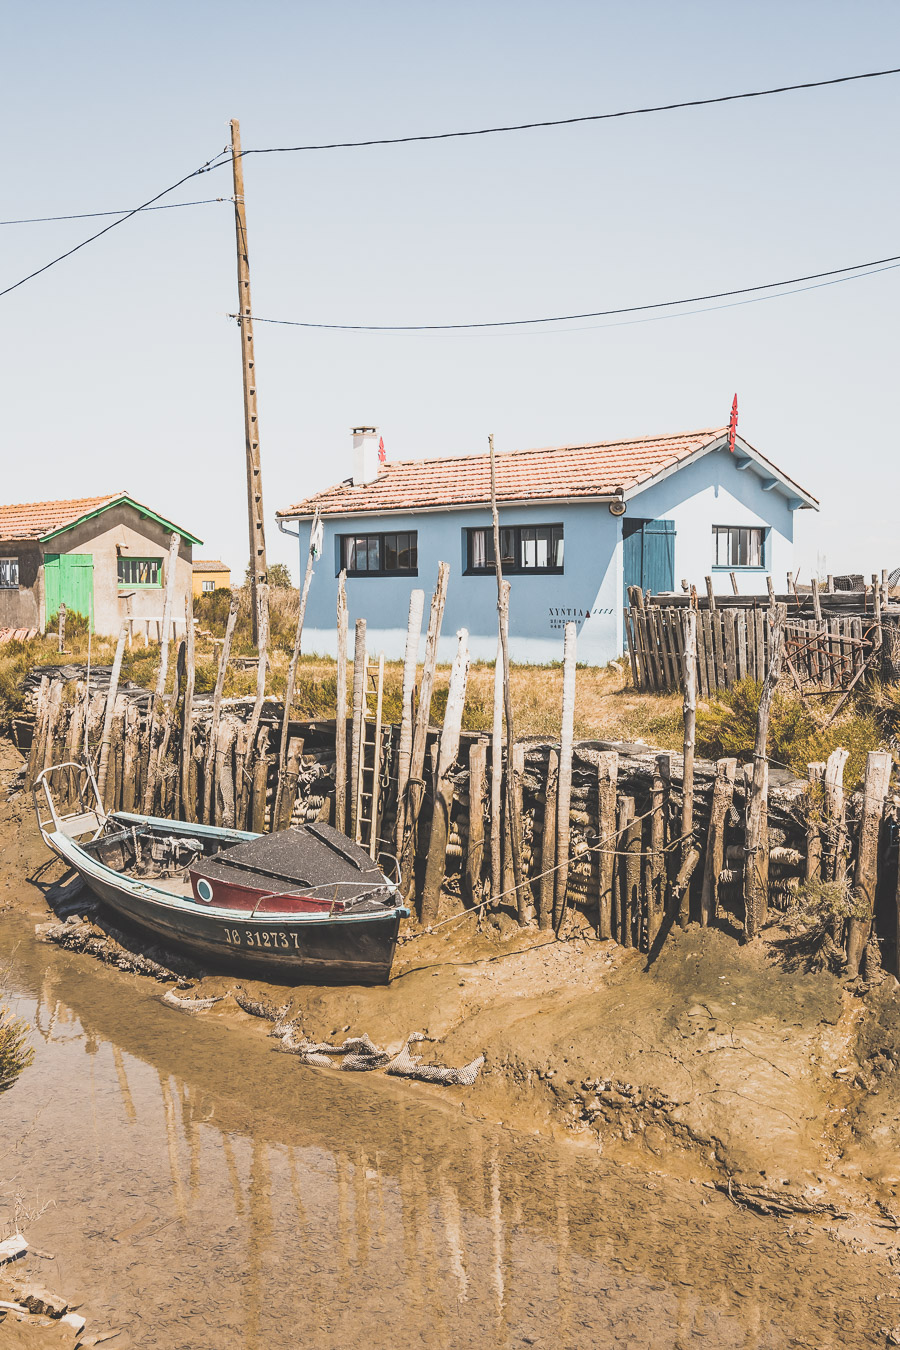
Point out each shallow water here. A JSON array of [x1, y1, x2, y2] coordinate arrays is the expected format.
[[0, 913, 895, 1349]]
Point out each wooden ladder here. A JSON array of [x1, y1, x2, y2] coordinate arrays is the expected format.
[[354, 652, 385, 857]]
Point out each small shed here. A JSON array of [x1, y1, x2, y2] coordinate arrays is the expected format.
[[0, 492, 201, 637], [192, 559, 231, 597]]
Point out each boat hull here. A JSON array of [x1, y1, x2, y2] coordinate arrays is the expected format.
[[46, 826, 407, 984]]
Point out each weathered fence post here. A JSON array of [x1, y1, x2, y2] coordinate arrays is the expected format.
[[466, 738, 488, 910], [553, 621, 577, 931], [179, 596, 196, 822], [202, 594, 238, 824], [421, 630, 470, 925], [57, 604, 66, 655], [349, 618, 367, 842], [743, 604, 786, 939], [394, 588, 425, 852], [805, 762, 825, 883], [97, 624, 128, 806], [597, 750, 619, 941], [122, 700, 140, 813], [334, 571, 348, 833], [274, 509, 319, 829], [237, 581, 269, 827], [490, 634, 504, 906], [679, 608, 698, 926], [276, 736, 304, 831], [823, 747, 850, 883], [846, 750, 892, 978], [699, 757, 737, 926], [539, 746, 559, 929]]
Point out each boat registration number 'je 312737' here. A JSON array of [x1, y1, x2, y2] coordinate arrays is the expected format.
[[222, 928, 300, 949]]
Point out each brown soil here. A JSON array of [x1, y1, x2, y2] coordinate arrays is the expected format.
[[5, 735, 900, 1250]]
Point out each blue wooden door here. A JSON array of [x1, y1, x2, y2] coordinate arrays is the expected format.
[[622, 519, 675, 599]]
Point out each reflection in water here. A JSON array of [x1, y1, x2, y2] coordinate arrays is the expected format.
[[0, 919, 897, 1350]]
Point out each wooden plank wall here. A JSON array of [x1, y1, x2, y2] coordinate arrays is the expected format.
[[625, 602, 875, 696]]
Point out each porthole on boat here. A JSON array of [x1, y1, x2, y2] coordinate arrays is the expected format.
[[196, 878, 214, 903]]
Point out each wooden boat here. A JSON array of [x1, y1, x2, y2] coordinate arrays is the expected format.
[[32, 762, 409, 983]]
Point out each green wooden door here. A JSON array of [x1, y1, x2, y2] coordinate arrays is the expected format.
[[44, 553, 94, 629], [622, 519, 675, 601]]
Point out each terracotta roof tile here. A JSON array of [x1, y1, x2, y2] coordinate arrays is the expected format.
[[192, 559, 230, 572], [0, 493, 124, 541], [279, 425, 818, 518]]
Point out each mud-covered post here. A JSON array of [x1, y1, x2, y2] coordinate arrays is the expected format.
[[202, 594, 238, 824], [700, 757, 737, 927], [466, 738, 488, 909], [646, 754, 668, 944], [553, 621, 577, 931], [274, 509, 319, 830], [394, 588, 425, 852], [25, 675, 51, 791], [490, 634, 504, 906], [349, 618, 367, 842], [334, 571, 348, 833], [122, 701, 140, 813], [617, 795, 635, 945], [236, 581, 269, 827], [846, 750, 892, 978], [539, 746, 559, 929], [400, 562, 450, 903], [805, 762, 825, 883], [276, 736, 304, 830], [179, 595, 196, 822], [97, 624, 128, 806], [679, 608, 698, 926], [421, 630, 470, 925], [597, 750, 618, 940], [743, 604, 786, 939]]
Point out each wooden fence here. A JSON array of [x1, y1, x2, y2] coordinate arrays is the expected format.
[[625, 600, 878, 697]]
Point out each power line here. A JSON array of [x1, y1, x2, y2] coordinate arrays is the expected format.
[[0, 198, 228, 226], [231, 252, 900, 332], [240, 65, 900, 154], [0, 148, 230, 301]]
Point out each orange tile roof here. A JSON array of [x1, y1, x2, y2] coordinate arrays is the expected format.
[[278, 426, 816, 519], [193, 559, 230, 572], [0, 493, 123, 541]]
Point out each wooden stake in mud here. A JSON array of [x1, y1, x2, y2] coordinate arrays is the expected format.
[[539, 746, 559, 930], [699, 757, 737, 927], [617, 795, 635, 945], [25, 675, 51, 791], [553, 621, 577, 931], [142, 532, 181, 813], [743, 604, 786, 939], [122, 700, 140, 813], [679, 608, 698, 926], [250, 726, 271, 834], [230, 117, 268, 643], [97, 625, 128, 806], [646, 754, 668, 945], [57, 604, 66, 655], [276, 735, 304, 831], [334, 571, 348, 832], [490, 632, 504, 906], [394, 587, 425, 852], [400, 562, 449, 903], [202, 594, 239, 824], [805, 762, 825, 883], [845, 750, 892, 978], [237, 581, 269, 826], [823, 747, 850, 883], [349, 618, 367, 842], [466, 738, 488, 909], [421, 630, 470, 924], [274, 510, 320, 829], [489, 434, 527, 920], [179, 596, 196, 822]]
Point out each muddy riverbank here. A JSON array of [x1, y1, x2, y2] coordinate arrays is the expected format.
[[5, 737, 900, 1345]]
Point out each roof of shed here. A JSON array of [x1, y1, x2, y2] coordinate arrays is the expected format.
[[192, 559, 230, 573], [0, 492, 202, 545], [277, 426, 817, 519]]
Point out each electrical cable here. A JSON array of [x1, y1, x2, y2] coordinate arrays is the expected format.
[[240, 65, 900, 154], [232, 251, 900, 333], [0, 148, 231, 301], [0, 198, 228, 226]]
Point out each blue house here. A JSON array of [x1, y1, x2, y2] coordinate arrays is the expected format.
[[276, 425, 818, 665]]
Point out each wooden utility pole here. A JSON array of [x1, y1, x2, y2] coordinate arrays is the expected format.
[[230, 118, 268, 642]]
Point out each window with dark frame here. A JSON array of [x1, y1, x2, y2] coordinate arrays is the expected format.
[[465, 524, 564, 575], [339, 531, 418, 576], [0, 558, 19, 589], [713, 525, 764, 568], [117, 556, 163, 587]]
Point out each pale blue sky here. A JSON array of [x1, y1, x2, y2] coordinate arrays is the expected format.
[[4, 1, 898, 582]]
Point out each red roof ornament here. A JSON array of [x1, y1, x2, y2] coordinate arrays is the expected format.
[[378, 436, 386, 464], [728, 394, 738, 454]]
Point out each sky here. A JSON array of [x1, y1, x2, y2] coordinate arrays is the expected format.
[[4, 0, 899, 585]]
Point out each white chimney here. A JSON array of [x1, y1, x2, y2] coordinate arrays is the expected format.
[[352, 426, 381, 485]]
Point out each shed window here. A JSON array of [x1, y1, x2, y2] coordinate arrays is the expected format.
[[465, 524, 564, 575], [339, 532, 417, 576], [713, 526, 764, 568], [118, 556, 163, 587], [202, 579, 216, 593], [0, 558, 18, 589]]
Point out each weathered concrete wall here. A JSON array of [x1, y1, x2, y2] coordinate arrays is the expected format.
[[0, 541, 41, 628], [50, 504, 195, 637]]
